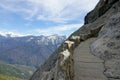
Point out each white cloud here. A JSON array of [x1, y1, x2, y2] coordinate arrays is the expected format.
[[0, 23, 83, 36], [0, 0, 99, 23], [0, 30, 25, 37], [35, 23, 83, 36]]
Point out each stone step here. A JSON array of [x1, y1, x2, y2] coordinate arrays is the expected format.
[[74, 38, 107, 80]]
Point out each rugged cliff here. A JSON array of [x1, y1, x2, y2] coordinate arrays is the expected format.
[[30, 0, 120, 80]]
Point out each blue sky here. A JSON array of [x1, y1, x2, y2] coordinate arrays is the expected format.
[[0, 0, 99, 36]]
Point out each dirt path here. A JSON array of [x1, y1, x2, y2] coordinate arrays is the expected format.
[[73, 38, 107, 80]]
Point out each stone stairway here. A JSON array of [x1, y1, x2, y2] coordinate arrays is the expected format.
[[73, 38, 108, 80]]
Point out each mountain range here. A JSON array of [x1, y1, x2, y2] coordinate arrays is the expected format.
[[0, 34, 66, 67]]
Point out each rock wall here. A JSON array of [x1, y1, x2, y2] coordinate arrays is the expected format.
[[84, 0, 118, 24], [30, 0, 120, 80], [91, 12, 120, 79]]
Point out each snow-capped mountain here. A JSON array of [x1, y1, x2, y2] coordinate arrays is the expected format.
[[25, 34, 66, 45], [0, 34, 66, 67]]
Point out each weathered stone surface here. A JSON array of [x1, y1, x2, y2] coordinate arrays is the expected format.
[[30, 40, 75, 80], [90, 13, 120, 79], [74, 38, 107, 80], [84, 0, 119, 24]]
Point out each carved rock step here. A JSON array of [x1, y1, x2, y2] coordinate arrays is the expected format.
[[74, 38, 107, 80]]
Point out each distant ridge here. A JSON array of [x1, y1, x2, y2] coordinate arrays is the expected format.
[[0, 34, 66, 67]]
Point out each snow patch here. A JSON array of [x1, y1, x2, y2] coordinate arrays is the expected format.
[[27, 37, 34, 42]]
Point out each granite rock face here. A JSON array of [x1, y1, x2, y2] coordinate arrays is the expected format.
[[30, 0, 120, 80], [84, 0, 118, 24], [91, 13, 120, 79]]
